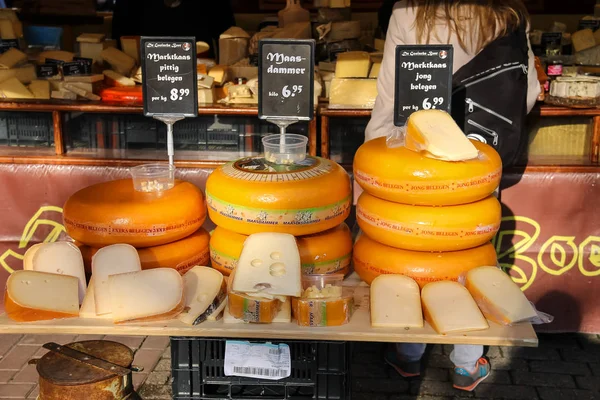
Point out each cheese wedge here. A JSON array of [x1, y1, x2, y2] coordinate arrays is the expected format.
[[465, 266, 537, 325], [29, 80, 51, 99], [31, 242, 87, 304], [103, 69, 136, 87], [232, 233, 302, 297], [0, 77, 33, 99], [101, 47, 135, 76], [421, 281, 489, 334], [405, 110, 478, 161], [0, 48, 26, 69], [5, 270, 79, 322], [39, 50, 75, 64], [108, 268, 184, 323], [208, 65, 229, 85], [335, 51, 371, 78], [370, 275, 423, 328], [177, 266, 227, 325], [120, 36, 140, 63], [22, 243, 43, 270], [92, 244, 142, 315], [79, 277, 112, 319]]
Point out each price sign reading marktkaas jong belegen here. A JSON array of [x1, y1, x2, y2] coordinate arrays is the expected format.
[[141, 37, 198, 117], [258, 39, 315, 121], [394, 45, 453, 127]]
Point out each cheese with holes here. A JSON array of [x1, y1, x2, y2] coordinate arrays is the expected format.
[[369, 62, 381, 78], [353, 234, 498, 286], [231, 233, 302, 297], [354, 137, 501, 206], [5, 270, 79, 322], [178, 266, 227, 325], [572, 29, 596, 53], [335, 51, 371, 78], [92, 244, 142, 315], [101, 47, 135, 76], [421, 281, 489, 334], [103, 69, 135, 87], [39, 50, 75, 64], [0, 48, 26, 69], [292, 294, 353, 327], [79, 277, 111, 319], [109, 268, 184, 323], [120, 36, 140, 64], [357, 192, 501, 251], [31, 242, 86, 304], [464, 266, 537, 325], [210, 224, 352, 276], [329, 78, 377, 109], [370, 275, 423, 328], [406, 110, 478, 161], [29, 80, 50, 99], [0, 77, 33, 99], [63, 179, 206, 248], [22, 243, 43, 270]]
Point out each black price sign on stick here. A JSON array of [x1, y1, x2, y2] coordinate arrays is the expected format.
[[394, 45, 453, 126], [141, 37, 198, 117], [258, 39, 315, 121]]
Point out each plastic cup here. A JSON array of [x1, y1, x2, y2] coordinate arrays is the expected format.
[[262, 134, 308, 165], [130, 163, 176, 193]]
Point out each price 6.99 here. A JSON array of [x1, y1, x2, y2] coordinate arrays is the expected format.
[[422, 97, 444, 110], [170, 88, 190, 101]]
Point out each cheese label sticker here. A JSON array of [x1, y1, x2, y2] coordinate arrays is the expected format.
[[209, 247, 237, 272], [224, 341, 291, 380]]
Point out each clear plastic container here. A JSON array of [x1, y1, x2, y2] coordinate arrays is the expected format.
[[130, 163, 176, 193], [301, 274, 344, 299], [262, 134, 308, 165]]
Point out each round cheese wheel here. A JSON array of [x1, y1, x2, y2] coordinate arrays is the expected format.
[[353, 137, 502, 206], [357, 192, 501, 252], [64, 179, 206, 248], [206, 156, 351, 236], [353, 234, 498, 287], [209, 224, 352, 276], [77, 229, 210, 275]]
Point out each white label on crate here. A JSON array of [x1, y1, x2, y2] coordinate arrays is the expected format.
[[224, 340, 291, 380]]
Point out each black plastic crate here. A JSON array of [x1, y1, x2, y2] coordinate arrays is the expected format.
[[171, 337, 351, 400], [0, 112, 53, 147]]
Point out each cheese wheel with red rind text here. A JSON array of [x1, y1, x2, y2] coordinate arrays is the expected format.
[[353, 137, 502, 206], [356, 192, 501, 251]]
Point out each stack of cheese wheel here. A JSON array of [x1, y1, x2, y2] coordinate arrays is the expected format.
[[206, 155, 353, 277], [63, 178, 209, 275], [352, 110, 502, 287]]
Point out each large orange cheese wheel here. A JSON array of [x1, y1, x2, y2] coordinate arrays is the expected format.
[[353, 137, 502, 206], [353, 234, 498, 287], [206, 156, 351, 236], [64, 179, 206, 248], [77, 229, 210, 275], [356, 192, 501, 252], [209, 224, 352, 276]]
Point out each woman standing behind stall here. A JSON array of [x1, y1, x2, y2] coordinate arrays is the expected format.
[[366, 0, 540, 392]]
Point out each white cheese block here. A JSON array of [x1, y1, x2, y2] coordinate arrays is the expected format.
[[31, 242, 87, 304], [108, 268, 184, 323], [101, 47, 136, 76], [421, 281, 489, 334], [79, 277, 112, 319], [329, 78, 377, 109], [335, 51, 371, 78], [406, 109, 479, 161], [177, 266, 227, 325], [464, 266, 537, 324], [22, 243, 43, 270], [232, 233, 302, 297], [0, 48, 26, 69], [0, 77, 33, 99], [5, 270, 79, 322], [370, 275, 423, 328], [572, 29, 596, 53], [29, 80, 51, 100], [92, 244, 141, 315]]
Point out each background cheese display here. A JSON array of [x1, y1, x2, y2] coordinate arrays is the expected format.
[[356, 192, 501, 251], [209, 224, 352, 276], [78, 228, 211, 275], [353, 234, 498, 286], [206, 156, 351, 236], [353, 137, 501, 206], [64, 179, 206, 248]]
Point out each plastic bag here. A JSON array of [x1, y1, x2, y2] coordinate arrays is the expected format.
[[385, 125, 407, 149]]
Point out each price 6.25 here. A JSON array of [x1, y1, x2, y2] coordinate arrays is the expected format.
[[422, 97, 444, 110], [170, 88, 190, 101]]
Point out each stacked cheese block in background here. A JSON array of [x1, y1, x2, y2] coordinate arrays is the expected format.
[[328, 51, 379, 109]]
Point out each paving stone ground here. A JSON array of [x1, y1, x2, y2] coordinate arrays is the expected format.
[[0, 333, 597, 399]]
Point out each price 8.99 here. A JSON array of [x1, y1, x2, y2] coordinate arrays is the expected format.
[[422, 97, 444, 110], [170, 88, 190, 101]]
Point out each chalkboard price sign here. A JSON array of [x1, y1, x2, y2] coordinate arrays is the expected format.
[[141, 37, 198, 117], [258, 39, 315, 121], [394, 45, 453, 126]]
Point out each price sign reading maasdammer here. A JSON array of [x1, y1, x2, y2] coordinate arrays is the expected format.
[[141, 37, 198, 117], [258, 39, 315, 121], [394, 45, 453, 126]]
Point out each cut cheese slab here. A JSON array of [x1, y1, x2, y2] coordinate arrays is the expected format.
[[92, 244, 141, 315], [0, 77, 33, 99], [109, 268, 184, 323], [406, 110, 478, 161], [39, 50, 75, 64], [208, 65, 229, 85], [370, 275, 423, 328], [335, 51, 371, 78], [0, 48, 26, 69], [329, 78, 377, 109], [232, 233, 302, 297], [101, 47, 135, 76], [31, 242, 86, 304], [177, 266, 226, 325], [421, 281, 489, 334], [22, 243, 43, 271], [79, 277, 111, 319], [5, 270, 79, 322], [465, 266, 537, 325], [29, 80, 51, 100], [103, 70, 136, 87]]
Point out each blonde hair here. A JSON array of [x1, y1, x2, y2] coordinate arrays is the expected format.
[[407, 0, 529, 54]]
